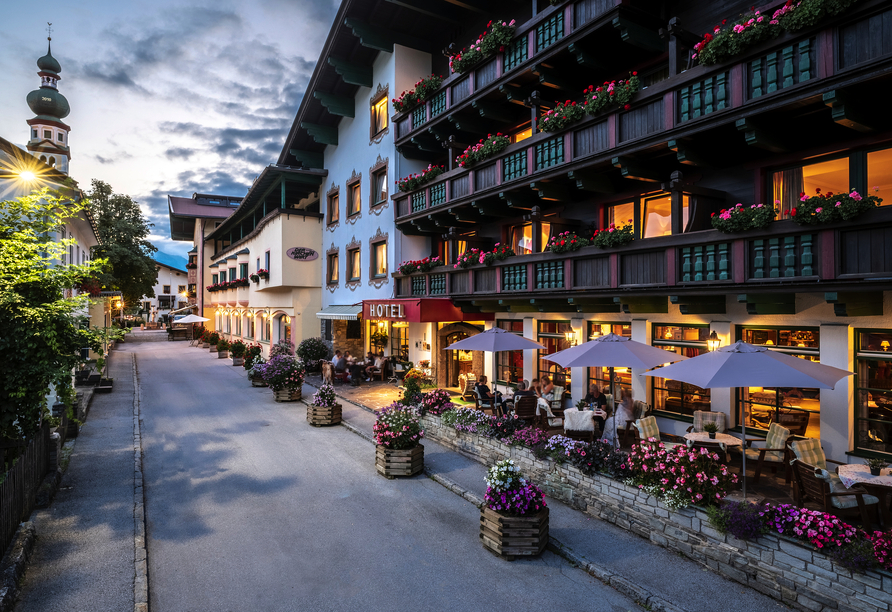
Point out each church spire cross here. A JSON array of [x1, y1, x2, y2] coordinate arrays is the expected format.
[[47, 22, 53, 40]]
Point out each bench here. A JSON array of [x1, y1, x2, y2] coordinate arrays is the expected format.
[[167, 328, 190, 341]]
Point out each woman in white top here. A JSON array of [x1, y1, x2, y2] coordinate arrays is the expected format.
[[602, 388, 635, 449]]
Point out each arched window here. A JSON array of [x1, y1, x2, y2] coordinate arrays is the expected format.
[[39, 155, 46, 163], [48, 157, 56, 167], [277, 315, 291, 344]]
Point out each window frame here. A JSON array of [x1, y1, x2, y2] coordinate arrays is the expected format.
[[370, 167, 388, 209], [328, 190, 340, 224], [239, 263, 248, 279], [650, 323, 711, 422], [537, 320, 572, 388], [264, 250, 270, 273], [348, 182, 361, 217], [162, 285, 171, 294], [496, 320, 524, 385], [347, 248, 361, 282], [370, 92, 389, 139], [327, 252, 339, 285], [370, 240, 387, 279], [853, 327, 892, 459]]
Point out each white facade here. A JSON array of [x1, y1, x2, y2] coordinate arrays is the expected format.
[[144, 261, 189, 322]]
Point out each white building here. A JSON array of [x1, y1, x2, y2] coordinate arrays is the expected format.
[[142, 258, 189, 323]]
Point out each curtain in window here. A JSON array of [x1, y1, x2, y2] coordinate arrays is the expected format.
[[772, 169, 803, 218]]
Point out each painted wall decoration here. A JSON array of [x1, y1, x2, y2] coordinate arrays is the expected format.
[[286, 247, 319, 261]]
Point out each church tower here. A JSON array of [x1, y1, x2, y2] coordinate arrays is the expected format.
[[26, 28, 71, 175]]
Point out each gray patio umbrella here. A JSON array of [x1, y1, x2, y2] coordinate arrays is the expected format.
[[545, 332, 689, 397], [443, 327, 545, 402], [642, 341, 854, 498]]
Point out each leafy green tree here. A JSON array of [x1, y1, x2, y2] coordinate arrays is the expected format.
[[0, 189, 102, 439], [88, 179, 157, 306]]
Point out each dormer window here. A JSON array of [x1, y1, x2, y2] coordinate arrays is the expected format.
[[57, 133, 64, 142], [43, 130, 51, 139], [31, 129, 37, 139]]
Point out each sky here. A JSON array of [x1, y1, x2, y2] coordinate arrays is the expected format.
[[0, 0, 339, 261]]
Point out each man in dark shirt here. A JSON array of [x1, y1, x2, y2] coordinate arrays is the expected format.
[[332, 350, 346, 372], [583, 383, 607, 433]]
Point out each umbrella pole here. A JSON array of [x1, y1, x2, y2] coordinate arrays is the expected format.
[[740, 387, 747, 500]]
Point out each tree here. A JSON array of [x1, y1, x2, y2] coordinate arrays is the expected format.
[[88, 179, 157, 305], [0, 189, 102, 439]]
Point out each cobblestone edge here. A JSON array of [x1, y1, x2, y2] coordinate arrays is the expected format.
[[131, 354, 149, 612], [308, 388, 691, 612]]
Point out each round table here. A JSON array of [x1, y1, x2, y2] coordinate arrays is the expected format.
[[683, 432, 743, 447], [837, 464, 892, 528]]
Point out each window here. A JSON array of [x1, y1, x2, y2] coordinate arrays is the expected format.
[[445, 239, 468, 264], [391, 323, 408, 361], [538, 320, 572, 387], [177, 285, 186, 294], [651, 325, 711, 418], [264, 251, 270, 272], [278, 315, 291, 342], [855, 329, 892, 457], [511, 127, 532, 144], [607, 201, 635, 228], [348, 183, 361, 216], [328, 192, 339, 223], [44, 130, 51, 139], [321, 319, 333, 342], [372, 242, 387, 278], [245, 316, 254, 339], [371, 169, 387, 207], [509, 222, 551, 255], [229, 268, 236, 281], [212, 273, 218, 284], [31, 129, 36, 139], [162, 285, 171, 294], [737, 327, 820, 438], [347, 319, 362, 340], [239, 263, 248, 279], [641, 195, 672, 239], [158, 296, 173, 309], [772, 157, 849, 218], [868, 147, 892, 205], [496, 321, 524, 385], [587, 323, 632, 393], [260, 315, 269, 341], [57, 133, 64, 142], [347, 248, 360, 281], [371, 97, 388, 135], [256, 258, 260, 272], [328, 253, 339, 284], [233, 314, 241, 336]]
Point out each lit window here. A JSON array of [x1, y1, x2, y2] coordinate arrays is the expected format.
[[372, 98, 388, 135], [512, 127, 532, 143], [607, 201, 634, 228], [328, 192, 339, 223], [772, 157, 849, 218], [348, 249, 360, 281], [641, 195, 672, 239], [868, 147, 892, 205], [373, 242, 387, 277], [328, 253, 339, 284], [510, 223, 533, 255], [349, 183, 361, 216], [372, 170, 387, 206], [178, 285, 186, 293]]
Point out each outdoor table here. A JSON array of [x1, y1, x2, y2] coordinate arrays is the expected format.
[[837, 464, 892, 529], [683, 432, 744, 447]]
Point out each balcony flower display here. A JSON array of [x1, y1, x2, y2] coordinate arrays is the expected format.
[[545, 231, 589, 253], [398, 255, 442, 276], [449, 19, 516, 74], [583, 73, 641, 116], [789, 188, 882, 225], [710, 202, 776, 233], [397, 164, 445, 193], [392, 74, 444, 113], [492, 243, 514, 261], [185, 262, 197, 269], [537, 100, 584, 133], [249, 269, 269, 283], [456, 133, 510, 167], [591, 221, 634, 248], [454, 244, 515, 269]]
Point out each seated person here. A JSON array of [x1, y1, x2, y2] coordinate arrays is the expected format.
[[475, 375, 502, 408], [583, 383, 608, 432], [540, 376, 555, 402], [332, 350, 346, 372], [365, 351, 387, 380], [505, 380, 535, 412], [529, 377, 541, 397]]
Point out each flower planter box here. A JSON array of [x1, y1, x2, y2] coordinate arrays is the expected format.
[[201, 342, 210, 349], [273, 387, 301, 402], [479, 506, 549, 561], [307, 403, 342, 427], [209, 345, 218, 353], [217, 350, 229, 359], [250, 375, 268, 387], [231, 357, 244, 366], [375, 444, 423, 479], [95, 378, 114, 394], [87, 373, 101, 385]]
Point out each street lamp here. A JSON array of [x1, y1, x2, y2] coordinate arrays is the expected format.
[[707, 330, 722, 352]]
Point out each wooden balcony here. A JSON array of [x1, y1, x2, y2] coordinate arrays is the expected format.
[[393, 207, 892, 313]]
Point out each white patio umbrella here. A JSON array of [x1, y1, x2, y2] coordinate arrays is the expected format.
[[544, 332, 690, 397], [642, 341, 854, 498], [174, 314, 209, 344], [443, 327, 545, 403]]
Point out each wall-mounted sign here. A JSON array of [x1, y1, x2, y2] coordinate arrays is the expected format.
[[286, 247, 318, 261], [367, 302, 405, 319]]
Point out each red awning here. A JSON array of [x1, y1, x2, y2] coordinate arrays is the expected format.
[[362, 299, 492, 323]]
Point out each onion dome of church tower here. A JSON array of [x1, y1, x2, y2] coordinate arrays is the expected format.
[[26, 38, 70, 120], [26, 26, 72, 175]]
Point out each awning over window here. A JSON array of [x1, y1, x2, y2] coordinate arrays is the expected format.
[[316, 304, 362, 320]]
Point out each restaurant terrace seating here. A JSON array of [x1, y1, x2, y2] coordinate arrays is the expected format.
[[632, 416, 685, 451], [513, 395, 538, 424], [744, 422, 793, 484], [686, 410, 727, 434]]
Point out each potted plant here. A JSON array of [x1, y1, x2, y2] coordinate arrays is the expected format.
[[703, 421, 719, 439], [370, 329, 389, 351], [480, 459, 549, 560], [244, 344, 263, 370], [216, 338, 230, 359], [248, 359, 268, 387], [867, 458, 888, 476], [296, 337, 330, 373], [230, 340, 247, 366], [262, 354, 306, 402], [373, 402, 424, 478], [207, 331, 220, 353], [307, 382, 341, 426]]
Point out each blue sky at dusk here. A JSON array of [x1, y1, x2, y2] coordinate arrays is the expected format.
[[0, 0, 338, 259]]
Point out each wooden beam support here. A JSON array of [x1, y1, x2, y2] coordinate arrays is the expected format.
[[447, 112, 490, 133], [530, 181, 573, 202], [499, 83, 535, 106], [442, 0, 488, 14], [383, 0, 463, 24], [824, 292, 884, 317], [327, 57, 373, 88], [289, 149, 324, 169], [531, 64, 576, 94], [411, 219, 441, 233], [300, 122, 338, 146], [427, 124, 452, 142], [668, 139, 711, 167], [611, 156, 663, 183], [529, 299, 578, 313], [612, 16, 665, 52], [735, 118, 787, 153], [344, 17, 430, 53], [823, 90, 874, 133], [737, 293, 796, 315], [313, 91, 355, 118], [568, 297, 621, 314], [471, 99, 515, 122], [669, 295, 726, 315], [568, 170, 615, 194], [397, 221, 426, 236], [567, 42, 606, 71], [472, 199, 514, 217], [449, 207, 484, 223], [500, 191, 537, 211], [428, 212, 456, 228], [613, 296, 668, 314], [409, 136, 441, 152], [396, 145, 441, 161]]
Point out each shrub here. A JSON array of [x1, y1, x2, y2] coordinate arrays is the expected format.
[[373, 402, 424, 449], [759, 504, 857, 549], [486, 414, 528, 442], [311, 382, 337, 408], [193, 326, 205, 340], [711, 202, 776, 233], [418, 389, 454, 416], [869, 530, 892, 571], [568, 440, 625, 477], [269, 339, 294, 359], [706, 501, 768, 540], [229, 340, 246, 358], [484, 459, 547, 516], [296, 337, 330, 370], [829, 538, 879, 573], [533, 435, 579, 464], [260, 354, 305, 391], [401, 372, 422, 406], [216, 338, 230, 351], [207, 331, 220, 346], [592, 222, 634, 248], [441, 407, 491, 433], [244, 344, 263, 369], [506, 426, 550, 448]]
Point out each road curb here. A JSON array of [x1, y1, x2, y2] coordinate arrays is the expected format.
[[131, 354, 149, 612], [0, 522, 36, 612]]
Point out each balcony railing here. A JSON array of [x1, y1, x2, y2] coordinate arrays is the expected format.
[[393, 208, 892, 299]]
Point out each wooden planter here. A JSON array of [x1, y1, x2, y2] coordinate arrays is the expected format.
[[273, 387, 302, 402], [375, 444, 423, 479], [231, 357, 244, 366], [217, 350, 229, 359], [201, 342, 210, 349], [250, 376, 268, 387], [479, 506, 549, 561], [209, 345, 218, 353], [307, 403, 342, 427]]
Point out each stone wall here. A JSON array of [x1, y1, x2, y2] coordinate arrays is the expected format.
[[331, 320, 363, 358], [421, 414, 892, 612]]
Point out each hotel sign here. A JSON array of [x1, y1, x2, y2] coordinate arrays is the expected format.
[[286, 247, 318, 261], [367, 302, 405, 319]]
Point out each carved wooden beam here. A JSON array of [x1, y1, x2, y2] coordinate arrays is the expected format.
[[823, 90, 875, 133], [383, 0, 464, 24], [736, 118, 787, 153], [825, 292, 883, 317], [612, 16, 665, 52], [300, 122, 338, 146], [289, 149, 324, 169], [568, 297, 621, 313], [313, 91, 355, 118], [499, 190, 537, 211], [568, 42, 606, 71], [611, 156, 662, 182], [499, 83, 535, 106], [530, 181, 573, 202], [568, 170, 615, 194], [613, 296, 668, 314], [737, 293, 796, 315], [669, 295, 726, 315], [471, 99, 515, 122], [344, 17, 430, 53], [327, 57, 373, 88], [668, 139, 711, 167]]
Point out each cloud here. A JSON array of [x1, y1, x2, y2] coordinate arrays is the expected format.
[[164, 147, 195, 160]]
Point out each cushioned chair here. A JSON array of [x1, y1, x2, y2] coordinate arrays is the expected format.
[[791, 460, 880, 527], [632, 416, 686, 451], [620, 400, 651, 448], [686, 410, 728, 434], [777, 410, 810, 437], [474, 387, 499, 417], [744, 422, 793, 484], [458, 373, 477, 401]]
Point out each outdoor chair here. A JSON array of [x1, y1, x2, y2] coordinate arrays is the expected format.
[[791, 459, 880, 528], [332, 369, 349, 385], [620, 400, 650, 448], [549, 386, 565, 413], [474, 387, 499, 417], [458, 373, 477, 401], [631, 416, 686, 451], [744, 422, 793, 485], [562, 408, 600, 443], [686, 410, 728, 434], [388, 363, 406, 385], [513, 395, 539, 425]]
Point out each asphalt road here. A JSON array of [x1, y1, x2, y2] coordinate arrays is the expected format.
[[136, 343, 636, 612]]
